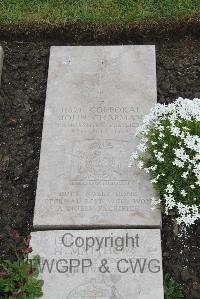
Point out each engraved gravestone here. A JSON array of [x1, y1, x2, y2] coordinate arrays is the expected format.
[[30, 229, 164, 299], [33, 46, 161, 228]]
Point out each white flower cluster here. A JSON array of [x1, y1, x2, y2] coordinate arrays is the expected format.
[[130, 97, 200, 226]]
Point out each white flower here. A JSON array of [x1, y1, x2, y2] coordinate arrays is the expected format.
[[137, 143, 147, 152], [138, 161, 144, 169], [165, 184, 174, 194], [131, 97, 200, 226], [141, 137, 148, 144], [154, 151, 164, 162], [182, 171, 188, 179], [172, 158, 184, 168], [171, 126, 181, 137], [144, 168, 150, 173], [194, 154, 200, 161], [164, 194, 176, 209], [163, 143, 168, 149], [151, 178, 158, 184], [180, 190, 187, 197], [159, 125, 164, 131], [150, 165, 158, 171], [174, 147, 189, 162], [183, 133, 200, 152], [159, 132, 164, 138], [176, 202, 200, 225]]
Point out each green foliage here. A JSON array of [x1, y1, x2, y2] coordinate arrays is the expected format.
[[164, 273, 186, 299], [0, 0, 199, 25], [0, 230, 43, 299]]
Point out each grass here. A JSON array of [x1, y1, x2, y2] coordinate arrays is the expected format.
[[164, 273, 186, 299], [0, 0, 200, 26]]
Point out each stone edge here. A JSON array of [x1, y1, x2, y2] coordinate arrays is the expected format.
[[33, 221, 162, 231], [0, 46, 4, 85]]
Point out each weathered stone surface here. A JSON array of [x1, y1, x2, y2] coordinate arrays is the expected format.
[[30, 229, 164, 299], [33, 46, 161, 228], [0, 46, 4, 85]]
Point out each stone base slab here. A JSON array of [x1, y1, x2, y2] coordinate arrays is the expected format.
[[30, 229, 164, 299]]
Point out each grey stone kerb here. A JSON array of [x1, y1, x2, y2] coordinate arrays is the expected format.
[[0, 46, 4, 85]]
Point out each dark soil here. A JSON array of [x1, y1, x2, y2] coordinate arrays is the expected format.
[[0, 32, 200, 298], [0, 16, 199, 43]]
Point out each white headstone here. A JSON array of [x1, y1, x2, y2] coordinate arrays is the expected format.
[[30, 229, 164, 299], [33, 46, 161, 228]]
